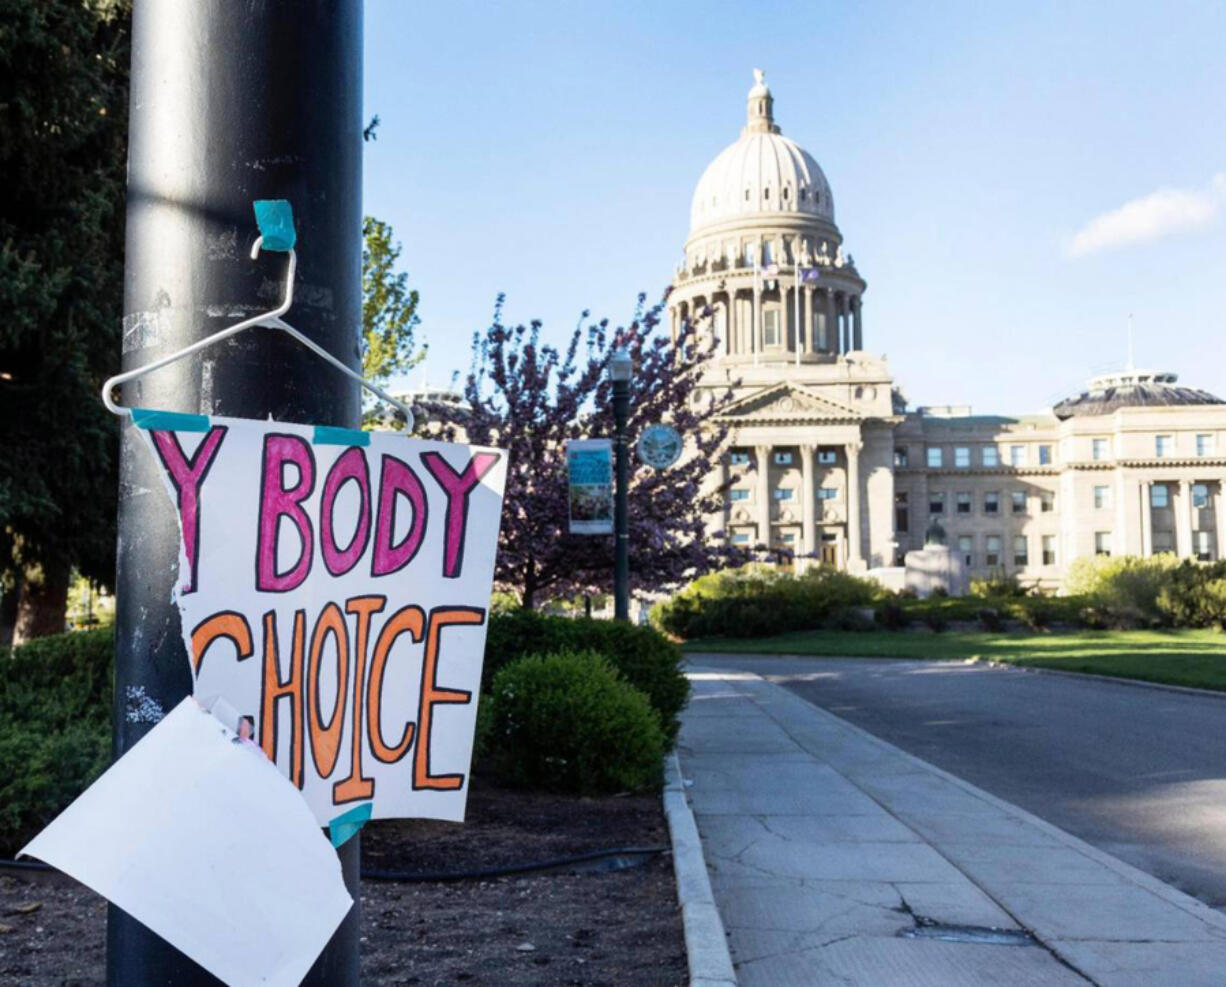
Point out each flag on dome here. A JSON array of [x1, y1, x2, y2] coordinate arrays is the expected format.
[[799, 267, 821, 284]]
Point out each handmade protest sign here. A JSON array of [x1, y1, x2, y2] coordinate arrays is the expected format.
[[566, 438, 614, 535], [134, 412, 507, 825]]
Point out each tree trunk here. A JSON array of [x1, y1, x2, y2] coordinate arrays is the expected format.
[[13, 558, 71, 644], [0, 587, 18, 650]]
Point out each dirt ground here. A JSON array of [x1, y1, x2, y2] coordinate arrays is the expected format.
[[0, 781, 687, 986]]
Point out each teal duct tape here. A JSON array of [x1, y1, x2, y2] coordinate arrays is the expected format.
[[329, 803, 373, 849], [313, 425, 371, 447], [253, 199, 296, 251], [131, 408, 212, 432]]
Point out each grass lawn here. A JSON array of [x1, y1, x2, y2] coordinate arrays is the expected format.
[[682, 628, 1226, 691]]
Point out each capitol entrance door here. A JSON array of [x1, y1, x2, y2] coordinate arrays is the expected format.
[[820, 531, 839, 567]]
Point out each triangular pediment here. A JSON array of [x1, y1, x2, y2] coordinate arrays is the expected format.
[[717, 382, 861, 423]]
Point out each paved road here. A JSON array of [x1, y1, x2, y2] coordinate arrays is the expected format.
[[692, 654, 1226, 909]]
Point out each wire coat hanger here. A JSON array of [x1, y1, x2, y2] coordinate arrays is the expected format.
[[101, 201, 415, 432]]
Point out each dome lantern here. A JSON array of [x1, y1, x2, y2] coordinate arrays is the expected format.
[[745, 68, 779, 135]]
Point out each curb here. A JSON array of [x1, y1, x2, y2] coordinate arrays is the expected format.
[[975, 658, 1226, 700], [737, 671, 1226, 936], [662, 751, 737, 987]]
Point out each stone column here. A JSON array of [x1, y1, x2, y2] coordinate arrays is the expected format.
[[825, 290, 837, 353], [840, 295, 850, 353], [1113, 470, 1129, 555], [755, 445, 772, 548], [846, 441, 863, 568], [1140, 481, 1153, 556], [803, 286, 813, 353], [720, 454, 730, 529], [1215, 483, 1226, 561], [852, 296, 863, 351], [800, 444, 816, 559], [752, 284, 762, 359], [1176, 480, 1193, 557]]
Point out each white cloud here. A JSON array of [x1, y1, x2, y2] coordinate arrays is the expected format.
[[1066, 173, 1226, 258]]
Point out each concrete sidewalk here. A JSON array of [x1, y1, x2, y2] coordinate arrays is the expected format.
[[679, 666, 1226, 986]]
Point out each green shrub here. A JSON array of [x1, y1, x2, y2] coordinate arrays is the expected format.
[[1157, 561, 1226, 629], [0, 628, 114, 856], [977, 607, 1005, 632], [483, 651, 665, 795], [652, 564, 882, 640], [874, 601, 910, 631], [1066, 554, 1182, 628], [484, 610, 688, 739], [970, 573, 1027, 598], [923, 611, 948, 633]]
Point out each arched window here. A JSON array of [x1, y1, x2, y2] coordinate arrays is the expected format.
[[783, 186, 790, 201], [764, 187, 770, 200], [800, 187, 807, 201], [744, 188, 750, 202]]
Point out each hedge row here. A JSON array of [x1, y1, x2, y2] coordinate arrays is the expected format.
[[0, 612, 687, 852]]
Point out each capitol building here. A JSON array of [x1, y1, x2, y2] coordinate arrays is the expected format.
[[673, 72, 1226, 588]]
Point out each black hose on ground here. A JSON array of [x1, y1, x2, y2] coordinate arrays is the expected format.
[[0, 845, 670, 883]]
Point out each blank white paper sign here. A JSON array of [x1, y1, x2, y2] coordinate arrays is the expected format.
[[20, 698, 353, 987]]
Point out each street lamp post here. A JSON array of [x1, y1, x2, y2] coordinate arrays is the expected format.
[[609, 348, 633, 621]]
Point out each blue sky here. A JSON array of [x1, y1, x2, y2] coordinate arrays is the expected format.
[[364, 0, 1225, 413]]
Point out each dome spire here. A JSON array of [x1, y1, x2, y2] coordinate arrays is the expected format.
[[744, 68, 780, 135]]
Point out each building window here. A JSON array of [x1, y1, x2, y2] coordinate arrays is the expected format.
[[773, 488, 794, 501], [982, 446, 999, 467], [732, 531, 750, 545], [1040, 491, 1055, 513], [1039, 445, 1053, 465], [1095, 531, 1112, 556], [1042, 535, 1056, 566], [955, 447, 970, 468], [929, 491, 945, 514], [800, 187, 807, 201], [713, 307, 727, 337], [1011, 490, 1027, 514], [984, 491, 1000, 515], [1013, 535, 1028, 566], [763, 310, 781, 346], [956, 491, 972, 514], [894, 447, 909, 468], [985, 536, 1001, 567], [1192, 483, 1209, 509], [773, 450, 793, 465], [1092, 438, 1109, 461], [1094, 485, 1110, 510], [813, 310, 828, 350], [1010, 445, 1026, 467], [1151, 484, 1169, 508], [958, 535, 974, 568], [1196, 433, 1215, 457], [743, 240, 755, 264], [729, 489, 750, 502], [729, 451, 749, 466], [1153, 530, 1174, 553], [927, 447, 943, 468], [895, 492, 909, 532], [818, 487, 839, 500], [781, 531, 796, 544], [817, 449, 837, 464], [1155, 435, 1172, 458], [1195, 530, 1213, 561]]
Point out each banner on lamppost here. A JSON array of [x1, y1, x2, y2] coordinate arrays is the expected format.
[[566, 438, 614, 535]]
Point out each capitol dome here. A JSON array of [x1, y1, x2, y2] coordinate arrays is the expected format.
[[689, 70, 834, 236], [1053, 369, 1225, 420]]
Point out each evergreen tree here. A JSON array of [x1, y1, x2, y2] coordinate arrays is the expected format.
[[0, 0, 131, 642]]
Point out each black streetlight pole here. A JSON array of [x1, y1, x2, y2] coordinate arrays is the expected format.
[[110, 2, 362, 983], [609, 348, 632, 621]]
